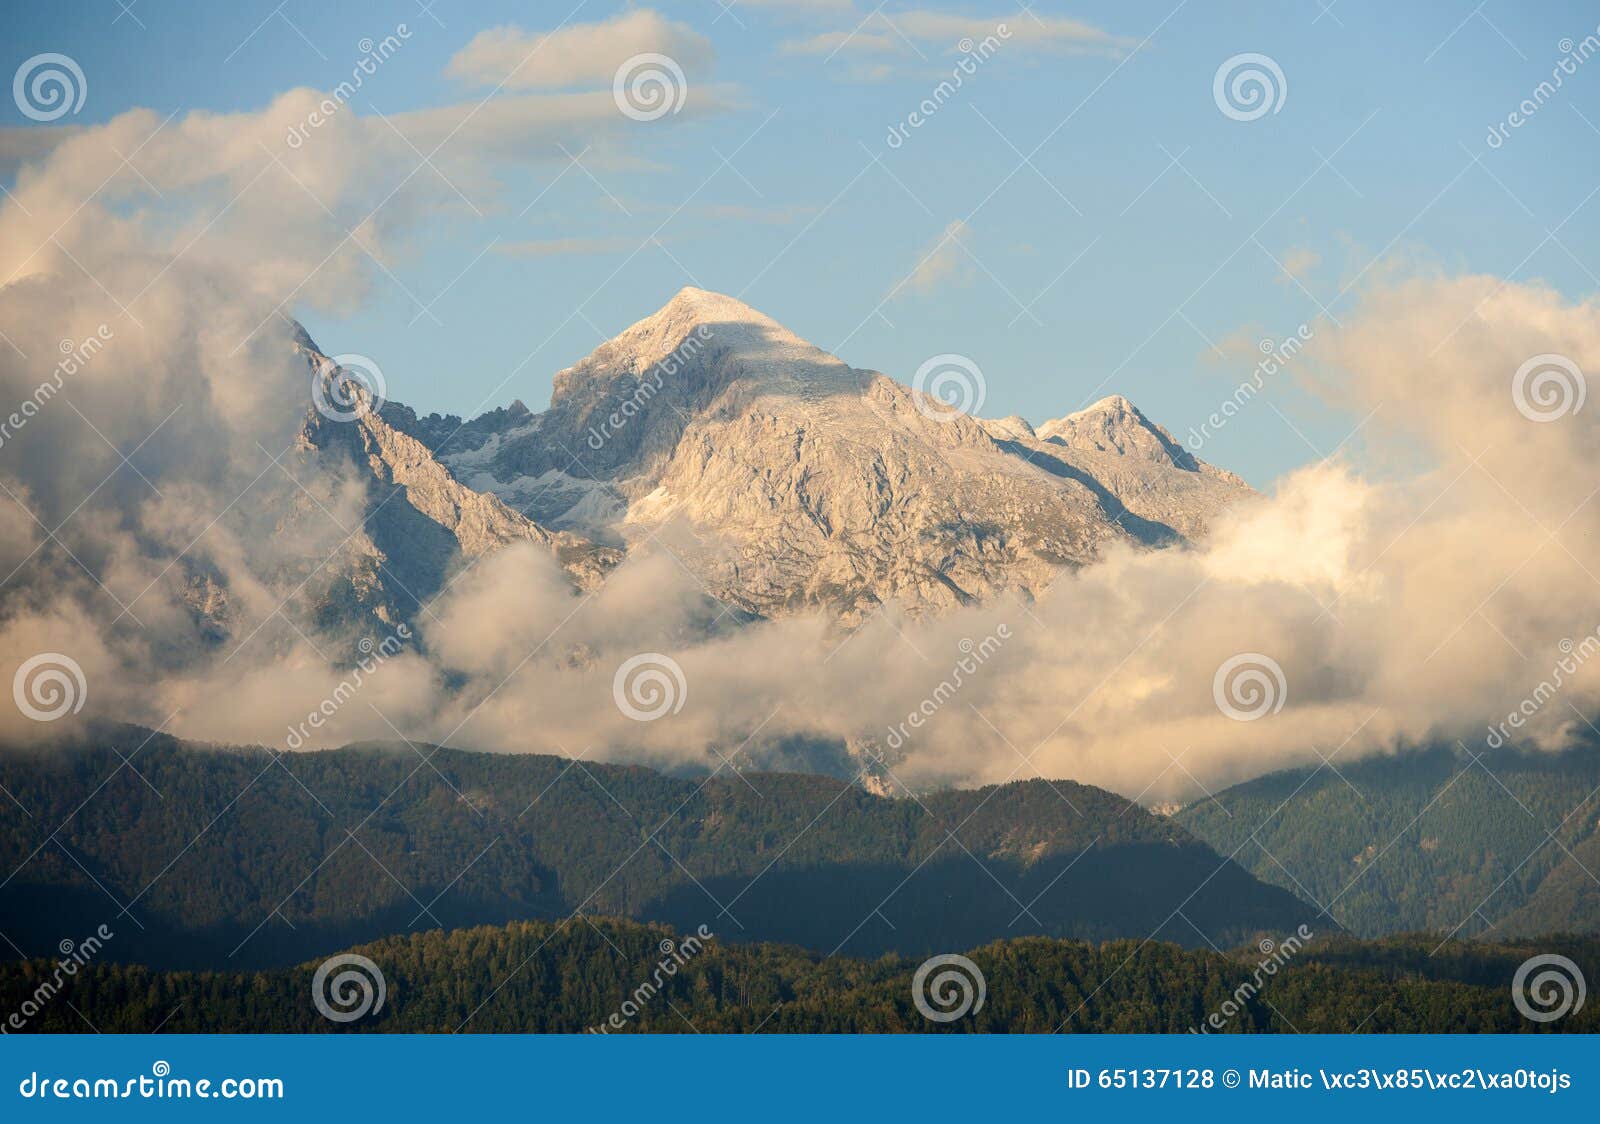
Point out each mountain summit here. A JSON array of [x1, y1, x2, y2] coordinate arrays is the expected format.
[[381, 289, 1253, 621], [1039, 394, 1233, 479]]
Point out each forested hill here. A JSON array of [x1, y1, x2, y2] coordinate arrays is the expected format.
[[1176, 744, 1600, 938], [0, 729, 1317, 970], [5, 917, 1596, 1033]]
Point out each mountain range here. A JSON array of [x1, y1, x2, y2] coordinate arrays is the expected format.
[[291, 286, 1250, 633], [9, 730, 1598, 977], [1176, 743, 1600, 939], [0, 729, 1318, 971]]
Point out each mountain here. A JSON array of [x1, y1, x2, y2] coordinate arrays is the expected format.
[[283, 335, 619, 634], [381, 287, 1252, 622], [0, 729, 1320, 970], [7, 919, 1595, 1033], [1175, 743, 1600, 939], [167, 331, 626, 651], [1026, 393, 1247, 538]]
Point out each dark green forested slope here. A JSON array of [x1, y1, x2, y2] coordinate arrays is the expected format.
[[0, 729, 1316, 970], [4, 917, 1595, 1033], [1176, 745, 1600, 938], [1500, 828, 1600, 936]]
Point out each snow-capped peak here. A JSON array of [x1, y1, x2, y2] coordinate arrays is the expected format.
[[633, 286, 840, 369], [550, 286, 851, 412]]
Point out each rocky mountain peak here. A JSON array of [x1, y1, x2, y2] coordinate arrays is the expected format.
[[1042, 393, 1144, 436], [551, 286, 848, 408], [982, 414, 1039, 442], [321, 291, 1258, 621], [655, 285, 782, 330], [1038, 393, 1199, 471]]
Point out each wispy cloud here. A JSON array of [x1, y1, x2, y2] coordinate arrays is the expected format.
[[495, 236, 641, 258], [784, 9, 1133, 57], [447, 9, 714, 90], [1276, 246, 1322, 285], [699, 202, 817, 224], [898, 10, 1132, 52], [735, 0, 856, 10], [782, 29, 901, 56], [889, 219, 972, 298]]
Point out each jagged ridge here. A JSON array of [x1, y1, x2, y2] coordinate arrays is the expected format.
[[384, 287, 1254, 620]]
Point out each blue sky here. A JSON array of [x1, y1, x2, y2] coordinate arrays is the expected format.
[[6, 0, 1600, 485]]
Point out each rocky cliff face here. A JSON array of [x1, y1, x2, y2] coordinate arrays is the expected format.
[[1007, 394, 1252, 543], [382, 288, 1253, 622], [283, 337, 620, 637]]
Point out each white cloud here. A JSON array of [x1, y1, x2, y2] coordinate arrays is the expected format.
[[783, 9, 1133, 56], [447, 9, 714, 90], [0, 83, 731, 303], [896, 10, 1131, 52]]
